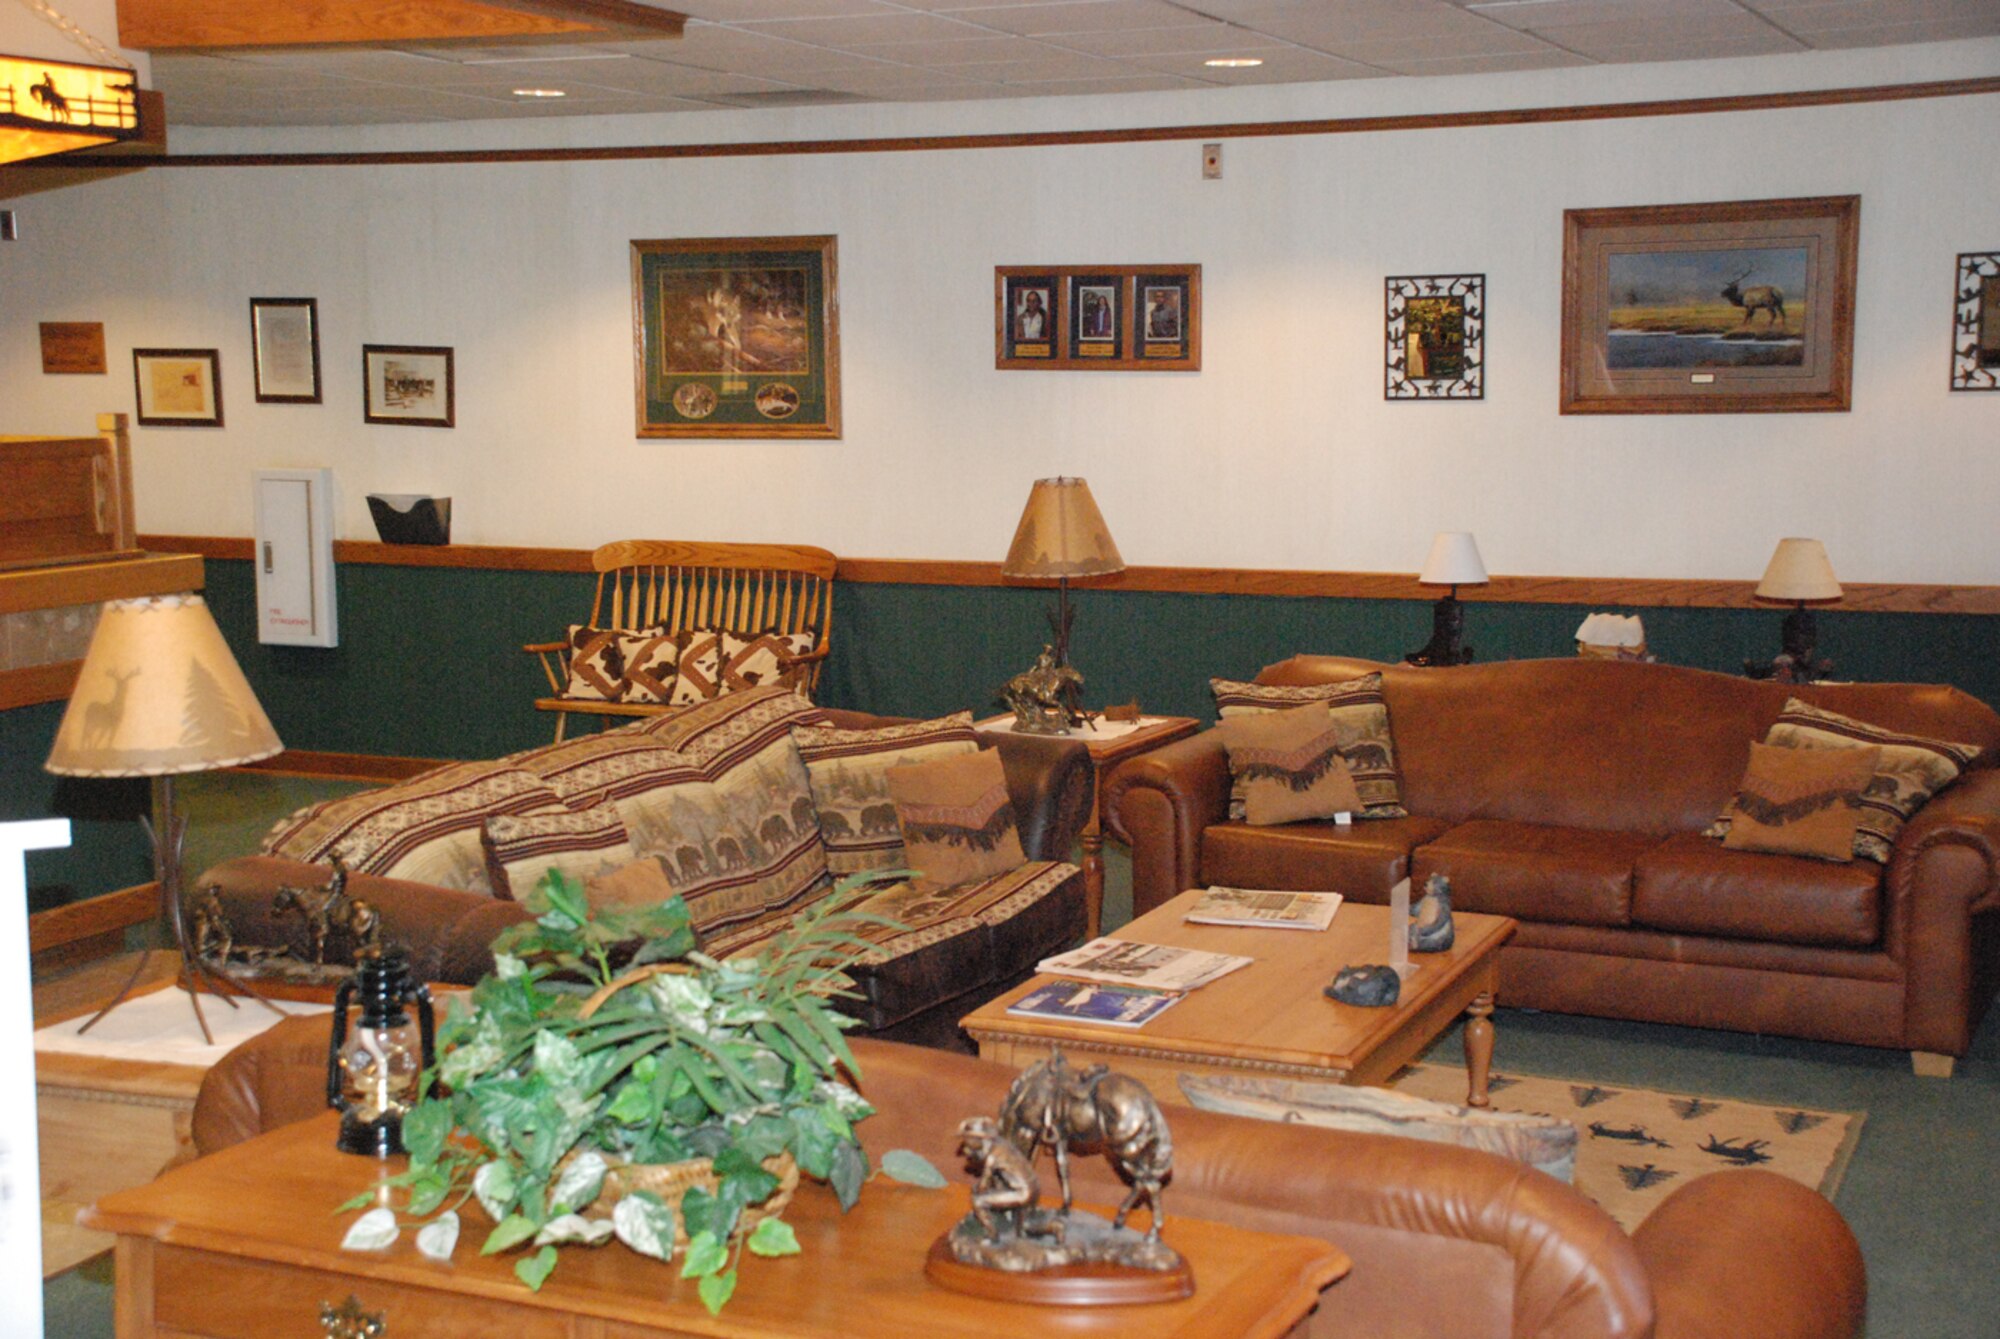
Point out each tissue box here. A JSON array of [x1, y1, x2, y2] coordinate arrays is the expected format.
[[1575, 612, 1648, 660], [366, 494, 451, 545]]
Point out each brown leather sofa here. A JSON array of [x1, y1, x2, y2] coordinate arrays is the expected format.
[[1105, 656, 2000, 1072], [193, 1015, 1865, 1339], [199, 707, 1094, 1049]]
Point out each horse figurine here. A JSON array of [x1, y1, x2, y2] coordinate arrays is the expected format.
[[996, 1049, 1173, 1241], [999, 644, 1089, 735], [271, 856, 381, 964]]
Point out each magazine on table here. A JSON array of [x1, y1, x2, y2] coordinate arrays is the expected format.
[[1185, 887, 1342, 931], [1037, 937, 1252, 991], [1006, 980, 1184, 1029]]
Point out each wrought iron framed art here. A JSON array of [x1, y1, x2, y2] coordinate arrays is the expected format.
[[1385, 274, 1484, 400], [1952, 251, 2000, 392]]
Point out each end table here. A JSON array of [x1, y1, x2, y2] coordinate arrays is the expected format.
[[978, 714, 1199, 938]]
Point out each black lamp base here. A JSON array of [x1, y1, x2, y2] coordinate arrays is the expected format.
[[337, 1110, 406, 1157], [1405, 592, 1475, 668], [1743, 602, 1833, 684]]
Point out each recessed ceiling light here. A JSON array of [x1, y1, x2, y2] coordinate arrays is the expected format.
[[1204, 57, 1264, 69], [512, 88, 567, 98]]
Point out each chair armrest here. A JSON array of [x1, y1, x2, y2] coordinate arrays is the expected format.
[[1633, 1170, 1865, 1339], [522, 640, 568, 653], [986, 733, 1094, 864], [525, 640, 569, 695], [1101, 729, 1231, 916], [777, 645, 831, 666]]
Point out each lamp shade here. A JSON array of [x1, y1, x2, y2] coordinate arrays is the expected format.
[[46, 594, 282, 777], [1001, 477, 1125, 579], [1418, 532, 1489, 587], [0, 55, 140, 166], [1755, 538, 1842, 603]]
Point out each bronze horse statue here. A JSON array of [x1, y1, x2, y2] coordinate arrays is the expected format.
[[997, 1049, 1173, 1241]]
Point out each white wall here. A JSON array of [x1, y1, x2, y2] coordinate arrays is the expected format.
[[4, 40, 1997, 584]]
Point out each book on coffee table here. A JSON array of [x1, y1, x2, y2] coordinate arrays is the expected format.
[[1037, 937, 1252, 991], [1005, 980, 1183, 1029], [1185, 887, 1342, 931]]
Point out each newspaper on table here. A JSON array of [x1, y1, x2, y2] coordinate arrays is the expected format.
[[1184, 886, 1342, 932], [1036, 937, 1252, 992]]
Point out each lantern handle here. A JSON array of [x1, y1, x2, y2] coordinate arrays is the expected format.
[[328, 976, 355, 1110]]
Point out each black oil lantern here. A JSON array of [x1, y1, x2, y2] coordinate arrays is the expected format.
[[328, 946, 436, 1156]]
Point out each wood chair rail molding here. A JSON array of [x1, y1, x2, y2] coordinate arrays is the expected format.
[[39, 75, 2000, 171], [138, 535, 2000, 617]]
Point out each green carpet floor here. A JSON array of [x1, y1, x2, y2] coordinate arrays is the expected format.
[[37, 780, 2000, 1336]]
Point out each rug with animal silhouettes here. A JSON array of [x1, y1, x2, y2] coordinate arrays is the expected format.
[[1389, 1064, 1862, 1232]]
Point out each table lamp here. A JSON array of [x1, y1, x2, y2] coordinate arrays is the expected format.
[[1001, 478, 1125, 726], [1748, 538, 1841, 683], [1405, 531, 1488, 667], [45, 593, 284, 1043]]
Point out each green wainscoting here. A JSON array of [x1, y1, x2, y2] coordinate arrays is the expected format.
[[0, 700, 152, 909]]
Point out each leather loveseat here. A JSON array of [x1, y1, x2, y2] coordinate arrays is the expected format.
[[199, 688, 1094, 1047], [1105, 656, 2000, 1072], [193, 1015, 1865, 1339]]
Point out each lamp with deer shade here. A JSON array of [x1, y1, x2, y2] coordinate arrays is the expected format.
[[45, 593, 284, 1042], [1746, 538, 1842, 684], [1405, 531, 1489, 667], [999, 477, 1125, 732]]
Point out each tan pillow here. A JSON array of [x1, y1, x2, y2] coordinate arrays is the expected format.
[[885, 748, 1026, 888], [792, 713, 981, 875], [1721, 741, 1882, 862], [1209, 673, 1407, 819], [1216, 704, 1365, 827], [481, 805, 637, 899], [584, 857, 680, 915]]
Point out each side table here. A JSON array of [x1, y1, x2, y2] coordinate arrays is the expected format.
[[979, 714, 1199, 938]]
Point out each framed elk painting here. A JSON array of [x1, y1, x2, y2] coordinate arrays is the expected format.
[[1560, 196, 1858, 414]]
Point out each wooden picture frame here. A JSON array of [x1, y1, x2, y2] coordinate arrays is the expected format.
[[1386, 274, 1484, 400], [631, 235, 840, 439], [1560, 195, 1859, 414], [995, 264, 1200, 371], [250, 297, 322, 403], [39, 322, 105, 374], [363, 344, 454, 428], [1951, 251, 2000, 393], [132, 348, 223, 427]]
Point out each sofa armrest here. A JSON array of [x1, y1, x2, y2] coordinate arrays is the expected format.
[[1101, 729, 1231, 917], [986, 733, 1093, 864], [1895, 768, 2000, 915], [1633, 1170, 1865, 1339], [1885, 769, 2000, 1054], [197, 855, 533, 986]]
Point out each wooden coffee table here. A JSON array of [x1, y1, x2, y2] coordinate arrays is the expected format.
[[963, 889, 1516, 1107]]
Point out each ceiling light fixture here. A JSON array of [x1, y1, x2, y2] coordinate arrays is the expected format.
[[512, 88, 567, 98], [1204, 57, 1265, 68]]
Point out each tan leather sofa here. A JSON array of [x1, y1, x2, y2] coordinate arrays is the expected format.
[[1105, 656, 2000, 1072], [192, 1016, 1865, 1339]]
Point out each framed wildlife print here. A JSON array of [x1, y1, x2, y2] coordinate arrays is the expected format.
[[363, 344, 454, 428], [994, 264, 1200, 371], [1560, 195, 1858, 414], [1951, 251, 2000, 392], [632, 235, 840, 439], [1386, 274, 1484, 400], [250, 297, 322, 403], [132, 348, 222, 426]]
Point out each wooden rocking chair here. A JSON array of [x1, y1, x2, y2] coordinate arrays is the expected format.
[[527, 539, 837, 742]]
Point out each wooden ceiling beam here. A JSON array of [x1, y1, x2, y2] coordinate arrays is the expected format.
[[116, 0, 684, 53]]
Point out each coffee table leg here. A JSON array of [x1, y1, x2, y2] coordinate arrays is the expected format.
[[1081, 812, 1106, 941], [1464, 991, 1496, 1108]]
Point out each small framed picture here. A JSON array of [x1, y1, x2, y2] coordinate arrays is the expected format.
[[132, 348, 223, 427], [363, 344, 454, 428], [1386, 274, 1485, 400], [999, 274, 1057, 360], [1137, 272, 1198, 363], [1952, 251, 2000, 392], [1071, 277, 1122, 358], [250, 297, 322, 403]]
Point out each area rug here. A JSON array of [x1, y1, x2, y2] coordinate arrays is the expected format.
[[1389, 1063, 1865, 1232]]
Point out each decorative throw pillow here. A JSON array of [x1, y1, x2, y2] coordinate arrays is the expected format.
[[669, 629, 728, 705], [885, 747, 1026, 889], [723, 631, 816, 694], [482, 805, 637, 900], [1215, 704, 1365, 826], [619, 632, 685, 705], [793, 713, 982, 874], [1719, 741, 1882, 862], [560, 624, 665, 702], [584, 856, 680, 916], [1210, 673, 1408, 820], [1707, 699, 1983, 862]]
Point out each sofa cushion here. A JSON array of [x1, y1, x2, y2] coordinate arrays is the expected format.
[[1707, 699, 1983, 864], [704, 861, 1083, 1030], [1719, 741, 1880, 862], [511, 728, 699, 810], [262, 762, 566, 895], [1211, 673, 1408, 819], [481, 805, 635, 900], [638, 684, 826, 757], [792, 712, 981, 875], [1412, 821, 1662, 928], [1216, 704, 1365, 826], [1633, 832, 1881, 948], [1202, 815, 1455, 901], [886, 748, 1027, 889]]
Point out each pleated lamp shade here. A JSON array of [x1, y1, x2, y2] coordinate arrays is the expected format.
[[1755, 539, 1842, 603], [1002, 477, 1125, 579], [46, 594, 282, 777]]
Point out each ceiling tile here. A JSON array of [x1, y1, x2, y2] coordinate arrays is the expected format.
[[1791, 14, 2000, 42], [1119, 46, 1390, 80], [1458, 0, 1753, 30], [949, 51, 1136, 81], [614, 25, 907, 73], [1526, 13, 1807, 58], [944, 0, 1213, 36], [1329, 26, 1570, 63], [672, 0, 904, 19], [1047, 24, 1295, 57], [996, 72, 1217, 94], [1371, 48, 1600, 75], [837, 34, 1065, 63], [1749, 0, 2000, 30], [726, 11, 996, 47]]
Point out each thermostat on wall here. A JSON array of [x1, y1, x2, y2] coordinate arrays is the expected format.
[[253, 467, 339, 647]]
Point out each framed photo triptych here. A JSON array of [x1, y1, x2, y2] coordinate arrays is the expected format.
[[996, 265, 1200, 371]]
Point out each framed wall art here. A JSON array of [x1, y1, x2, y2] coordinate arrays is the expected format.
[[631, 235, 840, 439], [363, 344, 454, 428], [39, 322, 104, 374], [1951, 251, 2000, 392], [250, 297, 322, 403], [1560, 195, 1859, 414], [1386, 274, 1484, 400], [132, 348, 222, 427], [994, 264, 1200, 371]]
